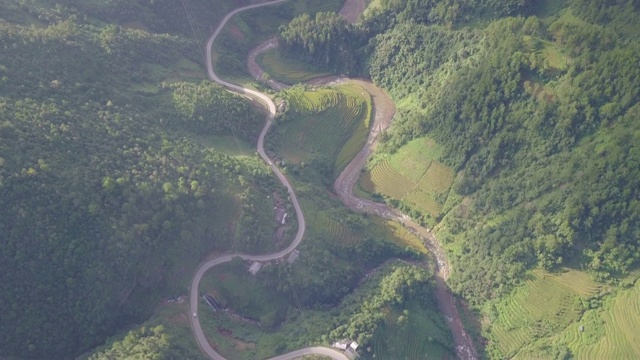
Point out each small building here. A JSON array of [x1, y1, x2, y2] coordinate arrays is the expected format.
[[203, 294, 220, 311], [249, 261, 263, 275], [287, 249, 300, 264], [332, 341, 349, 351], [274, 207, 287, 224], [345, 341, 359, 359], [278, 100, 287, 113]]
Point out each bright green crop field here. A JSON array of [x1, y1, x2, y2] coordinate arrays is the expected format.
[[257, 48, 333, 84], [480, 268, 640, 360], [360, 137, 454, 217], [268, 84, 372, 179]]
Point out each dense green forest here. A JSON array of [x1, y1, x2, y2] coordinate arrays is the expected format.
[[279, 0, 640, 307], [0, 0, 276, 358]]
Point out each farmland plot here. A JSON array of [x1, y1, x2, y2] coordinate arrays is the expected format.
[[271, 84, 372, 178], [360, 137, 454, 216], [487, 269, 603, 359]]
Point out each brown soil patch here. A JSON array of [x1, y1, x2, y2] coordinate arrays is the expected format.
[[339, 0, 367, 24], [234, 338, 256, 351], [122, 21, 150, 32], [217, 327, 232, 336], [228, 24, 245, 41]]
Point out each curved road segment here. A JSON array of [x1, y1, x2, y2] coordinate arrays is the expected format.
[[190, 1, 348, 359]]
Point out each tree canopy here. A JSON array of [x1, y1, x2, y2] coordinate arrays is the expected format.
[[0, 1, 268, 358]]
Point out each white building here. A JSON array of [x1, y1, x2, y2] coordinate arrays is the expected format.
[[248, 261, 263, 275]]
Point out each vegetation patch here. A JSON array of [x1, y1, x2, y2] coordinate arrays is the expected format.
[[200, 259, 290, 326], [257, 48, 333, 84], [268, 84, 371, 181], [88, 301, 207, 360], [523, 35, 569, 71], [375, 219, 429, 255], [330, 261, 454, 358], [367, 300, 453, 360], [213, 0, 344, 82]]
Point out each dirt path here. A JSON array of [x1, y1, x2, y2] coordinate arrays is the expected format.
[[245, 0, 479, 358]]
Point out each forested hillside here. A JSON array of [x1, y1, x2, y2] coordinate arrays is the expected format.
[[278, 0, 640, 354], [0, 1, 272, 358], [366, 0, 640, 300], [281, 0, 639, 296]]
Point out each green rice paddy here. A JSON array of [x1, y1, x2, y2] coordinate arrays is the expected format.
[[257, 48, 333, 84], [486, 269, 605, 359], [560, 276, 640, 359], [302, 199, 363, 246], [271, 84, 372, 178], [360, 137, 453, 216]]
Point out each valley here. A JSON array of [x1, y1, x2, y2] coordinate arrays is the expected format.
[[1, 0, 638, 359]]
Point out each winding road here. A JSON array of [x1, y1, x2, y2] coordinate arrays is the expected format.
[[191, 1, 347, 359], [192, 1, 477, 359]]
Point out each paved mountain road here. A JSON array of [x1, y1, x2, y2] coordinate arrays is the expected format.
[[190, 1, 347, 359]]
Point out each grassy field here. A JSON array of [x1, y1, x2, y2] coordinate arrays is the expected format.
[[269, 84, 372, 178], [523, 35, 568, 71], [360, 137, 454, 216], [257, 48, 333, 84], [485, 268, 605, 359], [375, 218, 429, 255], [199, 260, 290, 323], [196, 259, 295, 359], [131, 57, 206, 95], [365, 300, 454, 360]]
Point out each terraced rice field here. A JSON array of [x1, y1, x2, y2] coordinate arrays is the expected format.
[[257, 49, 333, 84], [334, 120, 369, 174], [301, 199, 362, 245], [418, 162, 454, 194], [562, 279, 640, 359], [387, 137, 442, 182], [315, 214, 361, 245], [488, 269, 603, 359], [360, 137, 454, 216], [363, 160, 415, 199], [274, 85, 371, 177], [404, 189, 442, 215]]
